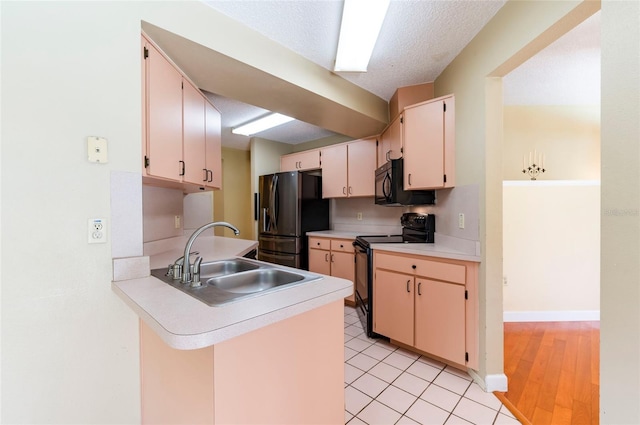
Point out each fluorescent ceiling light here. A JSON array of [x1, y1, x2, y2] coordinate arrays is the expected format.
[[334, 0, 390, 72], [231, 113, 295, 136]]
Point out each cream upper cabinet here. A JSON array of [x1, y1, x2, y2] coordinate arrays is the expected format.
[[321, 138, 376, 198], [403, 95, 455, 190], [182, 80, 207, 186], [142, 34, 222, 192], [280, 149, 321, 172], [377, 113, 403, 168], [204, 102, 222, 189], [143, 38, 183, 181]]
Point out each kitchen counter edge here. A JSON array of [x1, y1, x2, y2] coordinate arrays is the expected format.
[[112, 236, 353, 350]]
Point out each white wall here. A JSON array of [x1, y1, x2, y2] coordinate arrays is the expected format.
[[503, 181, 600, 321], [0, 1, 249, 422], [1, 3, 145, 422], [600, 1, 640, 421]]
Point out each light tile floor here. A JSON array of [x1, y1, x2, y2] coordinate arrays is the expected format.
[[343, 305, 520, 425]]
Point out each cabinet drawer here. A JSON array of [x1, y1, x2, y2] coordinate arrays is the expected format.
[[309, 237, 330, 250], [331, 239, 354, 253], [375, 252, 466, 285]]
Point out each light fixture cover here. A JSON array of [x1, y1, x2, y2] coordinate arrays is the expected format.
[[232, 113, 295, 136], [334, 0, 390, 72]]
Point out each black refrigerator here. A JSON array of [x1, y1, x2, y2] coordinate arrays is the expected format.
[[258, 171, 329, 270]]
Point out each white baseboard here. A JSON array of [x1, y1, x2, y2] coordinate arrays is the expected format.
[[468, 369, 508, 392], [503, 310, 600, 322]]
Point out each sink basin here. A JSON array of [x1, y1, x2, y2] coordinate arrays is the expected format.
[[150, 258, 322, 306], [207, 269, 304, 294], [199, 258, 260, 278]]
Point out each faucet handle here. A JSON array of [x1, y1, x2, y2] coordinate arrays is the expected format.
[[191, 256, 204, 288]]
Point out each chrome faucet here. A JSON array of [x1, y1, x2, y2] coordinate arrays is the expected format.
[[179, 221, 240, 286]]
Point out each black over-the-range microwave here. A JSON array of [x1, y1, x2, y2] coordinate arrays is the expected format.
[[374, 159, 436, 206]]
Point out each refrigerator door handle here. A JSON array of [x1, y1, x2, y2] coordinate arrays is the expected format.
[[271, 174, 279, 233], [262, 208, 268, 232]]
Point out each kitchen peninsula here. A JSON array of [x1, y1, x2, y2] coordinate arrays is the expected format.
[[112, 235, 352, 424]]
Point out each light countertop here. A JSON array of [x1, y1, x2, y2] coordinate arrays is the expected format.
[[370, 242, 480, 262], [306, 231, 480, 263], [306, 230, 361, 239], [112, 236, 352, 350]]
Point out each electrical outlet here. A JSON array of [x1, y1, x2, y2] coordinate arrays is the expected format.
[[174, 215, 181, 229], [88, 218, 107, 244], [356, 212, 363, 221], [458, 213, 465, 229]]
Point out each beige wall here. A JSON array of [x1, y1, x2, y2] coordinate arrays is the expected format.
[[503, 182, 600, 318], [215, 147, 253, 239], [435, 0, 600, 388], [503, 105, 600, 180]]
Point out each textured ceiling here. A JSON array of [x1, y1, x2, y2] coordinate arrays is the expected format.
[[198, 1, 599, 150]]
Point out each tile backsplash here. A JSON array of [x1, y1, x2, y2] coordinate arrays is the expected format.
[[331, 197, 409, 234], [412, 184, 480, 242]]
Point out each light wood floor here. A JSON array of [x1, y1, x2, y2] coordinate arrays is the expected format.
[[498, 321, 600, 425]]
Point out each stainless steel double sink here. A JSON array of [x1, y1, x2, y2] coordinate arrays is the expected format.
[[151, 258, 322, 306]]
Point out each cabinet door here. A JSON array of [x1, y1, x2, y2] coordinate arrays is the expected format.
[[281, 150, 320, 172], [145, 41, 183, 181], [443, 96, 455, 188], [414, 279, 466, 365], [182, 80, 207, 185], [308, 248, 331, 276], [205, 102, 222, 189], [347, 138, 376, 197], [403, 99, 445, 189], [378, 114, 403, 167], [320, 144, 348, 198], [373, 269, 414, 346], [331, 250, 355, 303]]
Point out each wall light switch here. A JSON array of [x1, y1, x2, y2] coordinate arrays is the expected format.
[[174, 215, 181, 229], [87, 136, 108, 163]]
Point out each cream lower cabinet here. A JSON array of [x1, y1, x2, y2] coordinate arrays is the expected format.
[[309, 237, 355, 304], [373, 251, 478, 369]]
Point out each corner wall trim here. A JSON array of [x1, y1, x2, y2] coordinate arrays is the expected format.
[[504, 310, 600, 322], [467, 370, 508, 393]]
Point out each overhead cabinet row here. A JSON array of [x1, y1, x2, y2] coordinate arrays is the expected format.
[[142, 35, 222, 192], [281, 94, 455, 197]]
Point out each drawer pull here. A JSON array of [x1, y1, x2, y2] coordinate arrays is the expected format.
[[412, 265, 416, 270], [418, 282, 422, 296]]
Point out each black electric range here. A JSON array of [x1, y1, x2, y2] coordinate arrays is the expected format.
[[353, 213, 435, 338]]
